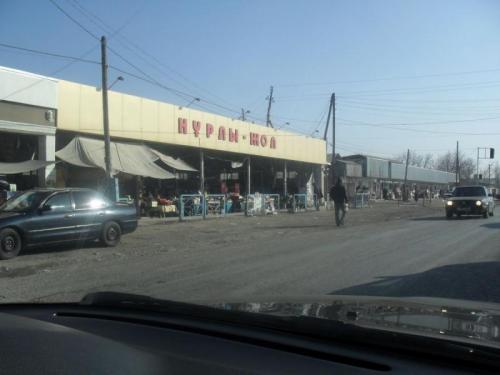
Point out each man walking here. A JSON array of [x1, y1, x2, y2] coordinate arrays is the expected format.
[[330, 177, 348, 226]]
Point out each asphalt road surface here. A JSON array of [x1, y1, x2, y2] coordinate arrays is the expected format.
[[1, 202, 500, 305]]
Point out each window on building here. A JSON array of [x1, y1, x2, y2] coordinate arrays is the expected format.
[[176, 172, 188, 180]]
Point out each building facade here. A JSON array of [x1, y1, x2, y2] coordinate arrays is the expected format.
[[0, 66, 327, 204], [337, 154, 456, 199]]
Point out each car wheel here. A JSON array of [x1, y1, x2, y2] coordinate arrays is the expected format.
[[101, 221, 122, 247], [446, 210, 453, 219], [0, 228, 22, 260], [483, 210, 488, 219]]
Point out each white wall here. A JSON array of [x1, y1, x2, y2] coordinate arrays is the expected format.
[[0, 66, 58, 109]]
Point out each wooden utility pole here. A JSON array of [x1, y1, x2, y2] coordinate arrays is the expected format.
[[245, 157, 251, 216], [331, 93, 336, 182], [322, 93, 336, 180], [322, 94, 333, 141], [283, 160, 288, 207], [100, 36, 112, 185], [200, 149, 205, 219], [456, 141, 459, 184], [403, 149, 410, 201], [266, 86, 274, 128]]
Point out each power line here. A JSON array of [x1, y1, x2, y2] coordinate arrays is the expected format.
[[48, 0, 100, 40], [339, 103, 500, 117], [0, 42, 100, 64], [0, 4, 142, 102], [309, 103, 329, 135], [337, 115, 500, 128], [68, 0, 247, 114], [276, 67, 500, 88], [276, 80, 500, 102], [337, 119, 500, 136]]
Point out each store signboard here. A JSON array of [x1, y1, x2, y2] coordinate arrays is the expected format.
[[57, 80, 327, 165]]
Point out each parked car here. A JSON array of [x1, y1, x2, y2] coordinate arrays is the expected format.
[[445, 185, 495, 219], [0, 188, 138, 260]]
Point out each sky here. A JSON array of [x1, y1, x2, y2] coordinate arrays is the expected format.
[[1, 0, 500, 173]]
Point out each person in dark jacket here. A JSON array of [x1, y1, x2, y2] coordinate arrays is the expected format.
[[329, 177, 348, 226]]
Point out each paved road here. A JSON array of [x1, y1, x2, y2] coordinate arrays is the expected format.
[[1, 203, 500, 304]]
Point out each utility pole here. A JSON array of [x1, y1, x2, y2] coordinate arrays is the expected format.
[[489, 163, 492, 186], [456, 141, 459, 185], [331, 93, 336, 183], [322, 93, 336, 187], [241, 108, 247, 121], [477, 147, 480, 182], [100, 36, 112, 189], [404, 149, 410, 201], [200, 149, 205, 219], [266, 86, 274, 128], [245, 157, 251, 216]]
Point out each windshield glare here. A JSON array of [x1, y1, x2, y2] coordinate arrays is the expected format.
[[0, 191, 48, 212]]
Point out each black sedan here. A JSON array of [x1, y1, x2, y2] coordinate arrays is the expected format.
[[0, 188, 138, 260]]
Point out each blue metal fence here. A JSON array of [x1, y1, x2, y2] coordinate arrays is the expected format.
[[179, 194, 204, 221], [352, 193, 370, 208], [292, 194, 307, 212]]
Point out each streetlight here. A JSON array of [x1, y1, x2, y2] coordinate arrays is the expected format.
[[179, 97, 200, 109], [108, 76, 124, 90], [96, 76, 124, 91], [239, 109, 250, 121]]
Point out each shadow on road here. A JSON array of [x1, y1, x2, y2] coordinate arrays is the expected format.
[[21, 240, 103, 257], [412, 216, 485, 221], [481, 222, 500, 229], [330, 262, 500, 303]]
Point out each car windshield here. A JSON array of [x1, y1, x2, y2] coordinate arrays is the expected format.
[[1, 0, 500, 352], [454, 187, 486, 197], [0, 191, 50, 212]]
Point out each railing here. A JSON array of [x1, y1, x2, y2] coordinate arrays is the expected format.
[[179, 194, 204, 221], [179, 194, 228, 220], [292, 194, 307, 212], [267, 194, 281, 210], [245, 194, 260, 216], [352, 193, 370, 208], [244, 193, 280, 216], [206, 194, 226, 217]]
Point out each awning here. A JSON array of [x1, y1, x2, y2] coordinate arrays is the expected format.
[[56, 137, 175, 179], [150, 149, 197, 172], [0, 160, 54, 174]]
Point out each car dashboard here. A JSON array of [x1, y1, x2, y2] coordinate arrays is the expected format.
[[0, 302, 499, 374]]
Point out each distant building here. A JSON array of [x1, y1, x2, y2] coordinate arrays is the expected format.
[[328, 154, 456, 199]]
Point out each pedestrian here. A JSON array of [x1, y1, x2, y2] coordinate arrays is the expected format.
[[329, 177, 348, 227]]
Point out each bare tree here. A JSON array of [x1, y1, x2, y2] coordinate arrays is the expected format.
[[436, 151, 475, 180], [394, 150, 433, 168], [422, 153, 434, 169], [494, 161, 500, 186]]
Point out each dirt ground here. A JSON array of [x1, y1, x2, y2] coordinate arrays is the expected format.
[[0, 199, 447, 302]]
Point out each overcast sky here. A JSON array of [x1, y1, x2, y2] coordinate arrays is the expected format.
[[1, 0, 500, 171]]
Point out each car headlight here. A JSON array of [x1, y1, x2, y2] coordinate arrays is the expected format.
[[476, 200, 482, 206], [446, 201, 453, 206]]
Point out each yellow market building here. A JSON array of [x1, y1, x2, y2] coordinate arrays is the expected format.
[[0, 66, 327, 208]]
